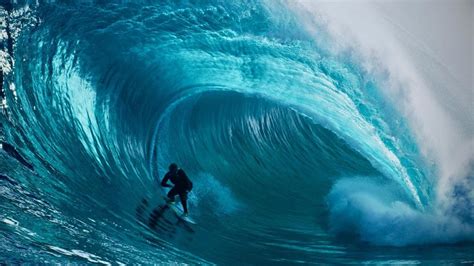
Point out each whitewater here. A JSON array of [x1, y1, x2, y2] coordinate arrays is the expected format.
[[1, 0, 473, 264]]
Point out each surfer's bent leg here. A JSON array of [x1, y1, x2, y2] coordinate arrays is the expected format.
[[167, 187, 179, 202], [179, 191, 188, 214]]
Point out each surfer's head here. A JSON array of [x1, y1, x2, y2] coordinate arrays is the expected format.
[[169, 163, 178, 173]]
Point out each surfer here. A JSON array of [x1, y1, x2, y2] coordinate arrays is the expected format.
[[161, 163, 193, 216]]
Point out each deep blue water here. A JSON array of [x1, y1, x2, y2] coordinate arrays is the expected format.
[[1, 1, 473, 264]]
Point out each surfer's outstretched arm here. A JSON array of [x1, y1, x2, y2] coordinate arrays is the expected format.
[[161, 163, 178, 188], [161, 173, 172, 187]]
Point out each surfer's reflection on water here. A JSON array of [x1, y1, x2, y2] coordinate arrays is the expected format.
[[135, 199, 149, 220], [136, 198, 195, 238]]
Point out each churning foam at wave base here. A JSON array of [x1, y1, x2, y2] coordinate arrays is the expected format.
[[281, 1, 474, 244], [327, 177, 474, 246]]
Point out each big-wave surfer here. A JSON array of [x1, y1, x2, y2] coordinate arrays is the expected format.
[[160, 163, 193, 217]]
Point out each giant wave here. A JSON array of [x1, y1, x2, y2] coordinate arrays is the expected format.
[[1, 1, 473, 264]]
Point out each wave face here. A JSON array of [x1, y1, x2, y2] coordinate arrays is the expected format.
[[1, 1, 473, 264]]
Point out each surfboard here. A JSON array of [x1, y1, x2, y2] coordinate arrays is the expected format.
[[163, 197, 196, 224]]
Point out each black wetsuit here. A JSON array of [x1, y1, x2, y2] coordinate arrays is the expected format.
[[161, 170, 193, 201]]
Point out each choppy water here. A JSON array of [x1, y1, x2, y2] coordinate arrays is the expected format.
[[1, 1, 473, 264]]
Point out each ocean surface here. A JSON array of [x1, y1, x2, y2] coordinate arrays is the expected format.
[[1, 1, 473, 264]]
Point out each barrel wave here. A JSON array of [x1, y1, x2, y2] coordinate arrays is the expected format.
[[1, 1, 473, 264]]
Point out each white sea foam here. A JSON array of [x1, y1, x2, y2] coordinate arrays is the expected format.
[[327, 177, 474, 245]]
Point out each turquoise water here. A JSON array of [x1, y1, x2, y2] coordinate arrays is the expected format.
[[1, 1, 473, 264]]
